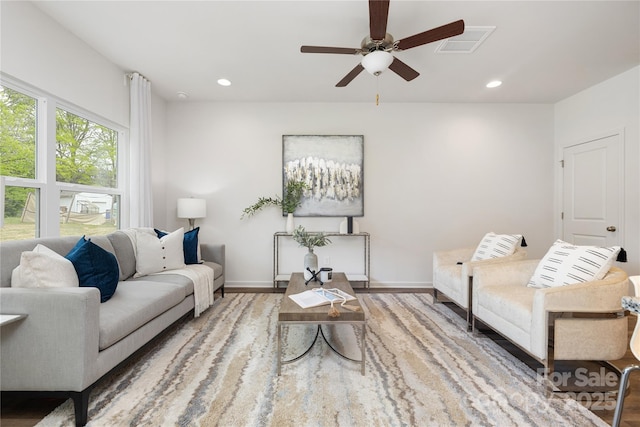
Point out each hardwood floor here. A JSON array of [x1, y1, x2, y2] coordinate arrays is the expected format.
[[1, 289, 638, 426]]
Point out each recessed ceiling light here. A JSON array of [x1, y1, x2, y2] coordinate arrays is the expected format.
[[217, 78, 231, 87], [486, 80, 502, 88], [177, 91, 189, 99]]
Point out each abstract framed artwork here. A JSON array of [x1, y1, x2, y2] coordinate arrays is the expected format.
[[283, 135, 364, 217]]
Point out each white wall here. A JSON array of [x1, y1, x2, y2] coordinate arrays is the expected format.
[[163, 102, 555, 287], [0, 1, 129, 127], [555, 66, 640, 276]]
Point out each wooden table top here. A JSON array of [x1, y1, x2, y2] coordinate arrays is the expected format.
[[279, 273, 365, 323]]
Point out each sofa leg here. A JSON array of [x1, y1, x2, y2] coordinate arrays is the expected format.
[[221, 284, 225, 298], [71, 389, 90, 427], [433, 288, 439, 303], [471, 316, 478, 335]]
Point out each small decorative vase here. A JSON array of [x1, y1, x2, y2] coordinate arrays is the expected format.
[[286, 213, 294, 233], [304, 249, 318, 280], [339, 217, 348, 234]]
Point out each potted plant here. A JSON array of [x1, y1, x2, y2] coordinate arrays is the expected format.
[[241, 180, 307, 232], [292, 225, 331, 280]]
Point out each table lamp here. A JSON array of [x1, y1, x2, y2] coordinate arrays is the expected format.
[[177, 198, 206, 230]]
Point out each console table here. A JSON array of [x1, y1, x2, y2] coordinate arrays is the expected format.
[[273, 231, 370, 289]]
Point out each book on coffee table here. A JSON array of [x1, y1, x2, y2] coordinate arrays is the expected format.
[[288, 288, 356, 309]]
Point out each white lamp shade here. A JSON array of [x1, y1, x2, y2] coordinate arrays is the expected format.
[[361, 51, 394, 76], [177, 198, 206, 219]]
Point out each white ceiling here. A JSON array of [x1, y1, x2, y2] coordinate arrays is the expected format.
[[33, 1, 640, 104]]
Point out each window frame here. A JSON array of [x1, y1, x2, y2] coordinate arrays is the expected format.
[[1, 74, 128, 238]]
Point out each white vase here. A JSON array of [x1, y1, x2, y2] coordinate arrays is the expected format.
[[303, 250, 318, 280], [285, 213, 294, 233], [339, 217, 348, 234]]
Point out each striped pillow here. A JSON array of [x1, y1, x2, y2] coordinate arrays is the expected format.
[[527, 239, 621, 288], [471, 232, 522, 261]]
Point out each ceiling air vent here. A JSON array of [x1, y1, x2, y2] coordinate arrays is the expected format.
[[435, 26, 496, 54]]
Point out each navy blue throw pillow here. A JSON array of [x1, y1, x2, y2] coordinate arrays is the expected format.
[[65, 236, 119, 303], [155, 227, 200, 265]]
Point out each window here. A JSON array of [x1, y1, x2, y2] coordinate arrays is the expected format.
[[0, 84, 39, 240], [0, 86, 36, 179], [56, 108, 118, 188], [0, 77, 125, 241]]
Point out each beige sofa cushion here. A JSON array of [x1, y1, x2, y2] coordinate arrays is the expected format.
[[11, 244, 79, 288], [476, 285, 536, 333]]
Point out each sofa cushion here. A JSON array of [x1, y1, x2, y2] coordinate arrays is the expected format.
[[66, 237, 119, 303], [476, 285, 536, 332], [471, 232, 522, 261], [11, 244, 79, 288], [134, 228, 186, 277], [127, 273, 195, 296], [107, 231, 137, 281], [98, 280, 187, 350], [203, 261, 224, 281], [527, 240, 621, 288]]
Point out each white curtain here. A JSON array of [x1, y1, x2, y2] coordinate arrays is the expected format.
[[129, 72, 153, 227]]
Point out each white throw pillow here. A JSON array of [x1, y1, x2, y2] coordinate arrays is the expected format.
[[11, 244, 79, 288], [527, 239, 621, 288], [471, 232, 522, 261], [134, 227, 186, 277]]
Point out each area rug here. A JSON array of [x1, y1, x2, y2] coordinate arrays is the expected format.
[[37, 293, 607, 426]]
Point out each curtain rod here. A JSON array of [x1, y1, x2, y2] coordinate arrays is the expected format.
[[124, 72, 150, 85]]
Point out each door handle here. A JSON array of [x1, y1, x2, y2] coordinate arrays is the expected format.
[[606, 226, 617, 232]]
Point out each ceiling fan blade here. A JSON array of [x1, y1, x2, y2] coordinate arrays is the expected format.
[[336, 64, 365, 87], [395, 20, 465, 51], [301, 46, 359, 55], [369, 0, 390, 40], [388, 57, 420, 81]]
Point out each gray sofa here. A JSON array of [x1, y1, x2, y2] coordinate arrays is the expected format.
[[0, 231, 225, 426]]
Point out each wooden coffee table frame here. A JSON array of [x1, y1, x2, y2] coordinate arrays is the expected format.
[[277, 272, 366, 375]]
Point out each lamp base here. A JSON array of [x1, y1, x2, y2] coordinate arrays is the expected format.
[[187, 218, 196, 231]]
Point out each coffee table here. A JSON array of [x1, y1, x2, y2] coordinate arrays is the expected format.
[[277, 272, 366, 375]]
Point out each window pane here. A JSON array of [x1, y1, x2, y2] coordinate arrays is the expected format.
[[0, 187, 39, 241], [56, 109, 118, 188], [0, 86, 37, 179], [59, 191, 119, 237]]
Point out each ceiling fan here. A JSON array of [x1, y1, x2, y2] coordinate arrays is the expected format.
[[300, 0, 465, 87]]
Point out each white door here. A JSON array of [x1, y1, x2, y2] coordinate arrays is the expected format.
[[563, 132, 624, 246]]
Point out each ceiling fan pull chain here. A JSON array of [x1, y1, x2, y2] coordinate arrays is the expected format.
[[376, 75, 380, 106]]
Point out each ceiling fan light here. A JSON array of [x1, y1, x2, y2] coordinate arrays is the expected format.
[[362, 51, 393, 76]]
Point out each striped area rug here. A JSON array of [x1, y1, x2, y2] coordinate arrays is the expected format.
[[37, 293, 607, 426]]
